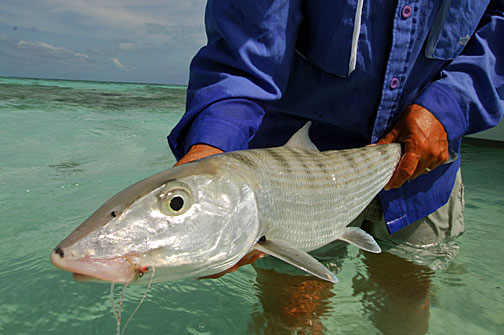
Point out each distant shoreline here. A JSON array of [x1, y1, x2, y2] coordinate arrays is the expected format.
[[0, 75, 186, 88], [2, 75, 501, 145]]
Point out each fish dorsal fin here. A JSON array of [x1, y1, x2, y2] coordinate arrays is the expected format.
[[254, 238, 338, 283], [339, 227, 381, 253], [284, 121, 319, 151]]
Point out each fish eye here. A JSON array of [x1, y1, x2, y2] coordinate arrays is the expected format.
[[158, 183, 192, 216], [170, 196, 184, 211]]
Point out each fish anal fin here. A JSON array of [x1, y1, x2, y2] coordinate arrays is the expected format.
[[340, 227, 381, 253], [284, 121, 319, 151], [254, 238, 338, 283]]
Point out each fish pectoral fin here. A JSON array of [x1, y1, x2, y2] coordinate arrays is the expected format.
[[254, 238, 338, 283], [339, 227, 382, 253], [284, 121, 319, 151]]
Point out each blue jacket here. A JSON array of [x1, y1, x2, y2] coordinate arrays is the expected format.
[[168, 0, 504, 234]]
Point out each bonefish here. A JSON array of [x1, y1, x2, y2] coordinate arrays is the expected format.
[[51, 122, 403, 284]]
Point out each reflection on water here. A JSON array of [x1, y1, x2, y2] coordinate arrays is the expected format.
[[249, 249, 434, 335], [354, 252, 434, 335], [249, 268, 335, 335]]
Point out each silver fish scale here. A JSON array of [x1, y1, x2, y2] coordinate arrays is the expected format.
[[226, 144, 402, 251]]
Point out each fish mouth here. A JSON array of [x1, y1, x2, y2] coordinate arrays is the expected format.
[[50, 250, 137, 283]]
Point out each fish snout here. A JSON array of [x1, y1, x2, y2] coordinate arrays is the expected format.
[[50, 246, 137, 283], [50, 246, 66, 269]]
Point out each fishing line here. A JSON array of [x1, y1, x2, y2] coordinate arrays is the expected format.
[[120, 267, 156, 335], [116, 280, 130, 334], [110, 280, 131, 335]]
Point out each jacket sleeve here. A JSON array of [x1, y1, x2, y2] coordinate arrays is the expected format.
[[168, 0, 303, 160], [414, 3, 504, 141]]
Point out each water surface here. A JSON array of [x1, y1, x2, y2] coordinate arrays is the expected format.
[[0, 77, 503, 334]]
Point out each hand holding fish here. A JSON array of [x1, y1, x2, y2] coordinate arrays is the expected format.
[[376, 104, 449, 190], [174, 144, 224, 166]]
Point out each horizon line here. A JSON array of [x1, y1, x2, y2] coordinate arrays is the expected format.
[[0, 75, 187, 88]]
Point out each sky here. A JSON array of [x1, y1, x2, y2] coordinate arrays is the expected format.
[[0, 0, 207, 84]]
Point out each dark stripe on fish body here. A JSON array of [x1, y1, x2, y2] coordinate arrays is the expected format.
[[315, 156, 331, 178], [284, 147, 314, 178], [349, 149, 379, 174], [229, 151, 259, 170], [340, 150, 357, 167], [356, 149, 372, 166], [376, 144, 391, 156], [288, 148, 338, 187], [264, 148, 293, 174], [351, 148, 377, 167]]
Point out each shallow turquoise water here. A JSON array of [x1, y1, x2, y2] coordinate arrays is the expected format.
[[0, 77, 503, 334]]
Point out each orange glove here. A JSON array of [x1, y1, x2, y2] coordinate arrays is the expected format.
[[174, 143, 224, 166], [376, 104, 450, 190]]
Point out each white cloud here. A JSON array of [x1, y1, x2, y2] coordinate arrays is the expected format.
[[0, 1, 208, 83], [18, 40, 68, 53], [1, 35, 93, 63], [110, 57, 132, 70], [74, 52, 91, 60], [110, 57, 124, 68]]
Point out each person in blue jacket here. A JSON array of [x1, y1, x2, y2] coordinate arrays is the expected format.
[[168, 1, 504, 273]]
